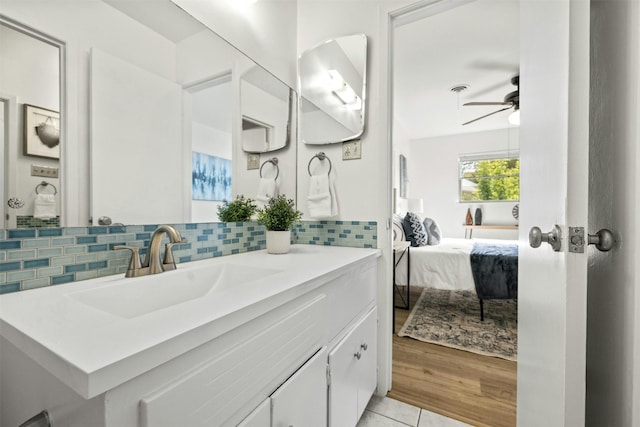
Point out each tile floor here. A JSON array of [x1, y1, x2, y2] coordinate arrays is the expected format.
[[357, 396, 473, 427]]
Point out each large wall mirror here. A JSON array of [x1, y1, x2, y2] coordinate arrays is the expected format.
[[299, 34, 367, 145], [0, 0, 296, 229], [0, 18, 62, 229]]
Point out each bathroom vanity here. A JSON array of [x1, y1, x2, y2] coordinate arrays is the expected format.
[[0, 245, 379, 427]]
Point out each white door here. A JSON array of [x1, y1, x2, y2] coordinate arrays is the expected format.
[[517, 0, 591, 425]]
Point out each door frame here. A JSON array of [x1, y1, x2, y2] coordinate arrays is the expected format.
[[0, 94, 19, 229], [385, 0, 590, 424]]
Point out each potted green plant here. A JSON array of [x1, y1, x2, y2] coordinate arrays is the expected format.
[[256, 195, 302, 254], [217, 195, 257, 222]]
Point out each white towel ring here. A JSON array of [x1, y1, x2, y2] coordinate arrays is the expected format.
[[259, 158, 279, 180], [35, 181, 57, 195], [308, 152, 332, 176]]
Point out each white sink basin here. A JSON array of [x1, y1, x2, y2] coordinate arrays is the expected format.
[[67, 263, 281, 318]]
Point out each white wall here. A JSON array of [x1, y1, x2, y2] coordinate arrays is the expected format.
[[408, 128, 520, 239]]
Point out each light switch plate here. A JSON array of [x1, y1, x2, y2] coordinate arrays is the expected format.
[[247, 154, 260, 170], [342, 140, 361, 160]]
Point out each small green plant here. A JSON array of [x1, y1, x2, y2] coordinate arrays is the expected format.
[[256, 195, 302, 231], [217, 195, 257, 222]]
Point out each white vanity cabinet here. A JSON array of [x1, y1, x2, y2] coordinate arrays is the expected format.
[[0, 246, 379, 427], [328, 307, 377, 427]]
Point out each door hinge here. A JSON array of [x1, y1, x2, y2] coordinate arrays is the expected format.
[[569, 227, 585, 253], [326, 364, 331, 387]]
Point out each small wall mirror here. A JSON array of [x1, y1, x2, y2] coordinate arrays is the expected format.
[[241, 65, 293, 153], [299, 34, 367, 145]]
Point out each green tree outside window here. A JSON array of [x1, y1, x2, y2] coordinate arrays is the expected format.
[[459, 156, 519, 202]]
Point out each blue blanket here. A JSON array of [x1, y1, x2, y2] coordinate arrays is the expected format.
[[470, 242, 518, 300]]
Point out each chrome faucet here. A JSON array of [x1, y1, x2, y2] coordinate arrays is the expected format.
[[114, 225, 185, 277]]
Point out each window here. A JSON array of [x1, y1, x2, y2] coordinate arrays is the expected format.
[[459, 152, 520, 202]]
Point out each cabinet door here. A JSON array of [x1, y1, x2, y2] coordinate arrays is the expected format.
[[355, 308, 377, 419], [328, 307, 377, 427], [328, 322, 360, 427], [237, 399, 270, 427], [271, 347, 327, 427]]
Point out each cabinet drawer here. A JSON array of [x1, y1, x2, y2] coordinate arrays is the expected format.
[[140, 295, 326, 427], [326, 258, 376, 342]]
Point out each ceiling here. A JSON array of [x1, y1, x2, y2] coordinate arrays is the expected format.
[[393, 0, 520, 140]]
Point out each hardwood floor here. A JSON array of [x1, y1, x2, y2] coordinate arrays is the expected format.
[[388, 287, 517, 427]]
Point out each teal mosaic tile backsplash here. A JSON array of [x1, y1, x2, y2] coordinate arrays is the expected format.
[[0, 220, 377, 294]]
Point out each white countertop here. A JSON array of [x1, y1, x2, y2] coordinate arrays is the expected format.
[[0, 245, 380, 399]]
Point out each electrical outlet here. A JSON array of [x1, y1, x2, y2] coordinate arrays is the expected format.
[[31, 165, 59, 178], [247, 154, 260, 170], [342, 140, 362, 160]]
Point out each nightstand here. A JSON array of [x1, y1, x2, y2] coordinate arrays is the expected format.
[[393, 241, 410, 333]]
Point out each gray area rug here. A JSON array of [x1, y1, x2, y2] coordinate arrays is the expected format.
[[398, 288, 517, 361]]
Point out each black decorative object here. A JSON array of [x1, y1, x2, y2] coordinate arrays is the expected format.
[[7, 197, 24, 209], [475, 208, 483, 225], [512, 203, 519, 220]]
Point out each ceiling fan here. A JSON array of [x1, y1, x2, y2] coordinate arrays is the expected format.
[[462, 75, 519, 126]]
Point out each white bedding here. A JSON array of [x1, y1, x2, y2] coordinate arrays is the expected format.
[[394, 238, 516, 292]]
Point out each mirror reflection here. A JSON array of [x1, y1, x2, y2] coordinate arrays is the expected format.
[[241, 65, 293, 153], [0, 19, 61, 229], [299, 34, 367, 145], [0, 0, 297, 229]]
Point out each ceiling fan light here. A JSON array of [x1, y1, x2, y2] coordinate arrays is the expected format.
[[508, 110, 520, 126]]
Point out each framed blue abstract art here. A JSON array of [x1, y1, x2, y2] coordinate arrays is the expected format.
[[192, 152, 232, 201]]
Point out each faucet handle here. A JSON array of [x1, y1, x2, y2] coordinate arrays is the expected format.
[[162, 242, 180, 271], [113, 245, 142, 277]]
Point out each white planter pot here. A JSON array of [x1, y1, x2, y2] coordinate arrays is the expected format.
[[266, 230, 291, 254]]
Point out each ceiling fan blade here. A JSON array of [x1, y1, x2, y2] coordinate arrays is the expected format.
[[464, 101, 513, 106], [462, 106, 513, 126]]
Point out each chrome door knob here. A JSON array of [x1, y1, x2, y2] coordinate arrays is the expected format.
[[529, 224, 562, 252], [588, 229, 614, 252]]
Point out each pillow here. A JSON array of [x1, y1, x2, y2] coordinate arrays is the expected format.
[[402, 212, 428, 247], [392, 214, 406, 242], [423, 217, 442, 245]]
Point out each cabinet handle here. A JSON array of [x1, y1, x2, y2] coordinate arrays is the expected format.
[[361, 342, 368, 351], [354, 351, 362, 360]]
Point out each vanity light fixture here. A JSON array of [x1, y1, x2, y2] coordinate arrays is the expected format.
[[328, 69, 361, 109]]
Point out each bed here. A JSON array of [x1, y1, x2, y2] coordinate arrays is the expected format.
[[393, 219, 518, 320]]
